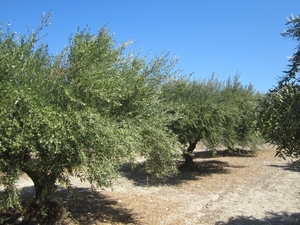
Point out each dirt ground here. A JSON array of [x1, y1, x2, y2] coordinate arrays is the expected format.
[[2, 144, 300, 225]]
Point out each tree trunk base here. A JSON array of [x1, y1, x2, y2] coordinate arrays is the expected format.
[[182, 141, 198, 168], [24, 200, 65, 224]]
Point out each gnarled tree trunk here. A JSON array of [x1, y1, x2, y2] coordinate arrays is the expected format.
[[183, 141, 198, 167], [23, 167, 57, 208]]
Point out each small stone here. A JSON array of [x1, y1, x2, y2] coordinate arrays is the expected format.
[[15, 216, 24, 224]]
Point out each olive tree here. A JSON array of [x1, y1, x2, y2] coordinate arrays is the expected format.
[[257, 14, 300, 161], [162, 74, 261, 166], [218, 76, 262, 152], [0, 14, 179, 221]]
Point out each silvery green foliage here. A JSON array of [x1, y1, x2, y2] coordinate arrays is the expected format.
[[162, 74, 261, 155], [0, 13, 179, 216], [257, 15, 300, 161]]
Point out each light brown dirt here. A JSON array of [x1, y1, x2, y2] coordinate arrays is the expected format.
[[3, 145, 300, 225]]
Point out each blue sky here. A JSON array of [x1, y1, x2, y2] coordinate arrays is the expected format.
[[1, 1, 299, 93]]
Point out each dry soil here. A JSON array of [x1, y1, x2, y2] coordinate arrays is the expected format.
[[3, 145, 300, 225]]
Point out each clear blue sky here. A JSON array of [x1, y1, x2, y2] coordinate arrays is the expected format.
[[1, 1, 299, 93]]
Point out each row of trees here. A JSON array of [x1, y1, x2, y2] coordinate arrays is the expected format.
[[0, 13, 299, 223]]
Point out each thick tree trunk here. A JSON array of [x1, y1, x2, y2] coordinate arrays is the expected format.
[[23, 168, 57, 207], [33, 177, 56, 205], [21, 165, 61, 223], [183, 142, 197, 167]]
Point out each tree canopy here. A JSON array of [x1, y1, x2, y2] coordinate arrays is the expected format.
[[0, 14, 179, 221], [161, 74, 262, 165], [257, 14, 300, 161]]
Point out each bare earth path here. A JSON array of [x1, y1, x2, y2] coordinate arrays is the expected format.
[[5, 146, 300, 224]]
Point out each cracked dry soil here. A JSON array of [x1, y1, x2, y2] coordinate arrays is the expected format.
[[4, 145, 300, 225]]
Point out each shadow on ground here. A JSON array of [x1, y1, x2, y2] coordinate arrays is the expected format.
[[194, 149, 257, 159], [215, 211, 300, 225], [119, 159, 245, 187], [269, 163, 300, 172], [1, 186, 138, 225], [59, 187, 137, 224]]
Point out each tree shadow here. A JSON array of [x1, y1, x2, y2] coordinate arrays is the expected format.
[[119, 159, 244, 187], [216, 211, 300, 225], [58, 187, 137, 225], [269, 163, 300, 172], [1, 185, 138, 225], [193, 149, 257, 159], [193, 150, 215, 159]]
